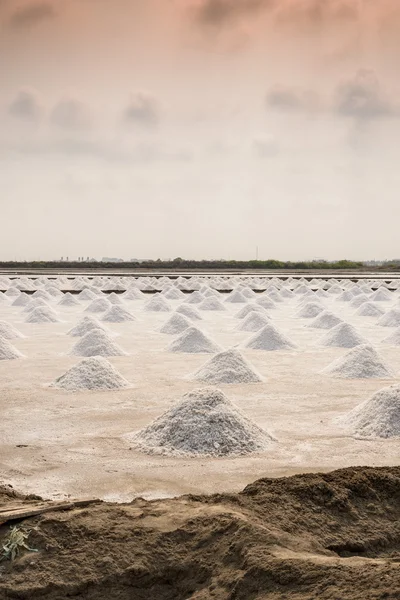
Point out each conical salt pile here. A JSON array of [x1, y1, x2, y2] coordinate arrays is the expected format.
[[370, 289, 391, 302], [101, 305, 136, 323], [377, 309, 400, 328], [319, 322, 366, 349], [0, 321, 24, 339], [122, 288, 144, 301], [70, 328, 127, 357], [163, 288, 184, 300], [322, 344, 393, 379], [356, 302, 385, 317], [11, 293, 31, 307], [189, 349, 263, 384], [144, 295, 171, 312], [244, 324, 297, 351], [343, 384, 400, 438], [126, 387, 274, 456], [23, 298, 51, 313], [306, 311, 342, 330], [78, 289, 97, 302], [255, 297, 276, 310], [25, 307, 60, 323], [168, 326, 221, 354], [52, 356, 130, 391], [382, 327, 400, 346], [58, 293, 81, 307], [350, 294, 369, 309], [68, 316, 107, 337], [85, 298, 112, 313], [183, 291, 204, 304], [236, 312, 270, 332], [198, 297, 226, 311], [0, 337, 23, 360], [296, 303, 324, 319], [107, 292, 123, 305], [235, 304, 267, 319], [160, 313, 191, 335], [224, 290, 247, 304], [176, 305, 202, 321]]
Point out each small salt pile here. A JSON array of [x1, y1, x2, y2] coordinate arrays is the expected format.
[[68, 316, 107, 337], [235, 304, 267, 319], [52, 356, 130, 391], [101, 305, 136, 323], [144, 295, 171, 312], [160, 313, 191, 335], [336, 290, 354, 302], [85, 298, 113, 313], [126, 387, 274, 456], [23, 298, 52, 313], [319, 322, 366, 349], [224, 290, 247, 304], [295, 302, 324, 319], [175, 305, 202, 321], [315, 289, 329, 299], [322, 344, 393, 378], [377, 309, 400, 328], [168, 326, 221, 354], [11, 293, 31, 307], [78, 289, 97, 302], [356, 302, 385, 317], [236, 312, 270, 332], [370, 289, 392, 302], [198, 297, 226, 311], [343, 384, 400, 438], [255, 297, 276, 310], [189, 349, 263, 384], [32, 289, 53, 301], [58, 293, 81, 307], [122, 288, 144, 300], [382, 327, 400, 346], [25, 307, 60, 323], [107, 292, 123, 305], [163, 288, 184, 300], [4, 288, 20, 298], [244, 324, 297, 351], [305, 311, 342, 330], [350, 294, 369, 309], [0, 338, 23, 360], [0, 321, 24, 339], [183, 291, 204, 305], [70, 328, 127, 357]]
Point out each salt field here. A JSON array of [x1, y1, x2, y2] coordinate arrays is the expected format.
[[0, 274, 399, 502]]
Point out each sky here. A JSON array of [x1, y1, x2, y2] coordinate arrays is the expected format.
[[1, 0, 400, 261]]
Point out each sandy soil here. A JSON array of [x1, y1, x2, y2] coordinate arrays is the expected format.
[[0, 294, 399, 502]]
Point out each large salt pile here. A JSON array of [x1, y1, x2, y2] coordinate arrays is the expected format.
[[70, 329, 127, 357], [350, 294, 369, 309], [322, 344, 393, 378], [0, 337, 23, 360], [235, 304, 267, 319], [0, 321, 24, 339], [377, 309, 400, 328], [343, 384, 400, 438], [122, 288, 144, 301], [336, 290, 354, 302], [198, 297, 226, 311], [189, 349, 263, 384], [168, 326, 221, 354], [68, 316, 107, 337], [319, 322, 366, 349], [176, 305, 202, 321], [306, 311, 342, 330], [382, 327, 400, 346], [101, 305, 136, 323], [126, 387, 273, 456], [163, 288, 184, 300], [78, 289, 97, 302], [144, 295, 171, 312], [370, 289, 392, 302], [85, 298, 112, 313], [25, 307, 60, 323], [356, 302, 385, 317], [160, 313, 191, 335], [23, 298, 52, 313], [236, 312, 270, 332], [107, 292, 123, 305], [244, 324, 297, 351], [224, 290, 247, 304], [295, 302, 324, 319], [58, 293, 81, 307], [11, 293, 31, 307], [183, 291, 204, 305], [52, 356, 130, 391]]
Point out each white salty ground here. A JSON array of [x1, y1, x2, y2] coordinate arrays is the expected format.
[[0, 292, 399, 503]]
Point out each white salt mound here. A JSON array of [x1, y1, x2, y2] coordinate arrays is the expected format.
[[0, 321, 24, 339], [160, 313, 191, 335], [127, 387, 274, 457], [68, 316, 107, 337], [189, 349, 263, 384], [168, 326, 221, 354], [101, 305, 136, 323], [58, 293, 81, 307], [356, 302, 385, 317], [344, 384, 400, 438], [85, 298, 112, 313], [25, 307, 60, 323], [144, 295, 171, 312], [0, 338, 23, 360], [70, 328, 127, 357], [224, 290, 247, 304], [306, 311, 342, 330], [235, 304, 266, 319], [122, 288, 144, 300], [377, 309, 400, 328], [163, 288, 184, 300], [382, 327, 400, 346], [322, 344, 393, 379], [244, 324, 297, 351], [78, 289, 97, 302], [23, 298, 51, 313], [296, 303, 324, 319], [12, 293, 31, 307], [175, 305, 202, 321], [107, 293, 123, 305], [198, 297, 226, 311], [183, 291, 204, 304], [52, 356, 130, 391], [319, 323, 366, 349], [236, 312, 270, 332], [255, 297, 276, 310]]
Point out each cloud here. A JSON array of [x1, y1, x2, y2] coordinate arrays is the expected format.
[[50, 98, 92, 130], [334, 70, 397, 120], [194, 0, 275, 27], [9, 2, 56, 29], [122, 93, 160, 129], [8, 89, 43, 121], [266, 86, 319, 112]]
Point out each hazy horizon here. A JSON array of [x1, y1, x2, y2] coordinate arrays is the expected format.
[[1, 0, 399, 261]]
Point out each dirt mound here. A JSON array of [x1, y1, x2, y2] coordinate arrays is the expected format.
[[51, 356, 131, 391], [322, 344, 393, 379], [1, 467, 399, 599], [189, 348, 263, 384], [126, 387, 273, 456], [343, 384, 400, 438], [167, 326, 221, 354]]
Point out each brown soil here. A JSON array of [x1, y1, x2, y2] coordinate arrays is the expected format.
[[0, 466, 399, 599]]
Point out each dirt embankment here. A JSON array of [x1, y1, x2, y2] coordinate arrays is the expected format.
[[0, 466, 399, 599]]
